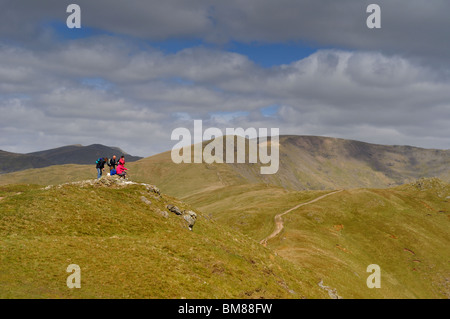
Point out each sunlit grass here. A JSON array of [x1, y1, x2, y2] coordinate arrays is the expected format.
[[0, 182, 327, 299]]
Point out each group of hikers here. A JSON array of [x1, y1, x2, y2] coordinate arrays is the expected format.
[[95, 155, 128, 179]]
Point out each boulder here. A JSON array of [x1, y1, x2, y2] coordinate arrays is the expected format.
[[166, 204, 182, 215], [182, 210, 197, 230]]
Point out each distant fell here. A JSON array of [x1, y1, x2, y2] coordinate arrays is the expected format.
[[1, 136, 449, 193], [256, 135, 450, 190], [27, 144, 142, 164], [0, 144, 142, 174], [130, 135, 450, 197], [0, 150, 53, 174]]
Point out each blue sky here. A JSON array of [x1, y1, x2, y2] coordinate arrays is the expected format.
[[48, 19, 321, 68], [153, 39, 320, 68]]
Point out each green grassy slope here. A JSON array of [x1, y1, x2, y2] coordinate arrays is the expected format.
[[220, 135, 450, 190], [0, 150, 53, 174], [1, 137, 448, 299], [0, 178, 327, 299], [184, 178, 450, 298], [184, 183, 332, 240], [129, 135, 450, 194], [2, 136, 449, 194], [0, 164, 94, 186]]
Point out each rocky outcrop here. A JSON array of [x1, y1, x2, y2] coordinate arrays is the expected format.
[[166, 205, 198, 230], [404, 177, 449, 198], [43, 175, 200, 230], [166, 204, 182, 215], [182, 210, 197, 231], [145, 185, 161, 196], [44, 175, 139, 189]]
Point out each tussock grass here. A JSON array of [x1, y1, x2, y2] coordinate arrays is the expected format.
[[0, 181, 327, 299], [188, 180, 450, 298]]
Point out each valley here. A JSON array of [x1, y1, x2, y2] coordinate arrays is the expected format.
[[1, 135, 449, 298]]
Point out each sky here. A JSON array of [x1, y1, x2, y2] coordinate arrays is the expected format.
[[1, 0, 450, 156]]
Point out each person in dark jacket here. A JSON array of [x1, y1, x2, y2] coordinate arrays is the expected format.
[[108, 155, 117, 172], [96, 157, 107, 179]]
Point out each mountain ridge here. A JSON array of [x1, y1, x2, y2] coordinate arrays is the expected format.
[[1, 135, 449, 193], [0, 144, 142, 174], [129, 135, 450, 197]]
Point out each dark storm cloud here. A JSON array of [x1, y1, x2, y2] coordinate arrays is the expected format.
[[2, 0, 450, 64]]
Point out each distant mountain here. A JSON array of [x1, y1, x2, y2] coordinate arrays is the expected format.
[[127, 135, 450, 197], [0, 150, 53, 174], [0, 144, 142, 174], [1, 136, 449, 193], [237, 135, 450, 190], [27, 144, 142, 165]]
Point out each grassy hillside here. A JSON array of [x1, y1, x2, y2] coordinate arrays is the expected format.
[[272, 136, 450, 189], [1, 137, 448, 298], [0, 177, 327, 299], [2, 136, 449, 195], [128, 135, 450, 196], [0, 164, 94, 186], [184, 178, 450, 298]]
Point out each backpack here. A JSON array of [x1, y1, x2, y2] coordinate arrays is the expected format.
[[96, 157, 103, 165]]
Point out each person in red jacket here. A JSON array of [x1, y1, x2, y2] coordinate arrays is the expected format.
[[116, 161, 128, 179]]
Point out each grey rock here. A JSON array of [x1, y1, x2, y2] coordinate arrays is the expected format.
[[146, 185, 161, 195], [182, 210, 197, 230], [166, 204, 182, 215], [156, 209, 169, 218], [140, 196, 152, 205]]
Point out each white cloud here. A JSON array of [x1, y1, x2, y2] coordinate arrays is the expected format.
[[1, 36, 450, 155]]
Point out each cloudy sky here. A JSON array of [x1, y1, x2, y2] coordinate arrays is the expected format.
[[1, 0, 450, 156]]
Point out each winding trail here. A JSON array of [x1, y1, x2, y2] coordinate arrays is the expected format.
[[260, 190, 343, 247]]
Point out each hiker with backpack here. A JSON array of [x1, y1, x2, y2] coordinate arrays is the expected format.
[[96, 157, 107, 179]]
